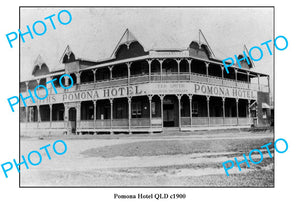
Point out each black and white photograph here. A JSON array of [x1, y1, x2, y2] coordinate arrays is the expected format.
[[19, 7, 275, 187], [2, 1, 300, 212]]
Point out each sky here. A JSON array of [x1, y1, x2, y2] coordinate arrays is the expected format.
[[20, 7, 273, 90]]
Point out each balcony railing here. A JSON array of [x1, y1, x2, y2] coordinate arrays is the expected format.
[[22, 121, 65, 129], [208, 76, 223, 85], [26, 72, 269, 97], [223, 78, 237, 87], [191, 73, 209, 83], [130, 75, 149, 84], [131, 118, 150, 127]]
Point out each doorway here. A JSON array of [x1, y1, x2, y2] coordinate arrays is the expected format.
[[68, 107, 77, 134], [163, 95, 179, 127]]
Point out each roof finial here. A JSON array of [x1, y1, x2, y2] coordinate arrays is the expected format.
[[244, 44, 255, 68], [65, 45, 72, 59], [198, 29, 216, 58], [60, 45, 75, 63]]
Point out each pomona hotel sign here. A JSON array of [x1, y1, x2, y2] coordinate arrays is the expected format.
[[21, 83, 257, 106]]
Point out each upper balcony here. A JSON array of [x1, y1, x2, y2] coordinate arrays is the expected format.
[[20, 58, 270, 95]]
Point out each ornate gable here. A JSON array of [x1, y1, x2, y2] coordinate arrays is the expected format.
[[32, 55, 49, 77], [110, 29, 148, 60]]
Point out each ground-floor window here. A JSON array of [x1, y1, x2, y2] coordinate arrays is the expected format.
[[209, 97, 223, 117], [132, 101, 142, 118], [151, 96, 161, 118], [262, 109, 267, 119], [225, 98, 237, 117], [20, 107, 26, 122], [40, 105, 50, 121], [81, 101, 94, 120], [151, 102, 156, 115], [132, 96, 150, 118], [96, 100, 110, 120], [192, 95, 208, 117], [52, 104, 64, 121], [29, 106, 38, 122], [181, 95, 190, 117], [238, 99, 248, 117], [114, 98, 128, 119], [192, 102, 198, 116]]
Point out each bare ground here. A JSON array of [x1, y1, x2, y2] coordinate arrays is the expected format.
[[20, 130, 274, 187]]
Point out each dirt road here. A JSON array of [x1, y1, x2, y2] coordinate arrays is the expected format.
[[20, 131, 274, 187]]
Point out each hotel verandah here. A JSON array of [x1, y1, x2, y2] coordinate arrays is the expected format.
[[20, 29, 271, 135]]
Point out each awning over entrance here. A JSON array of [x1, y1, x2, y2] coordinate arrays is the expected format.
[[262, 103, 270, 109]]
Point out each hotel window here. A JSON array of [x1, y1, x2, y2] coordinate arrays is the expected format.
[[115, 101, 127, 119], [262, 109, 267, 119], [132, 102, 142, 118], [181, 102, 189, 117], [192, 102, 198, 116], [88, 105, 94, 120], [151, 102, 156, 115], [116, 106, 123, 118]]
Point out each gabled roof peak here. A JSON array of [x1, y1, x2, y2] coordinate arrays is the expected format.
[[60, 45, 75, 63], [119, 28, 138, 45], [32, 54, 49, 76], [198, 29, 215, 58], [110, 29, 142, 58], [34, 54, 45, 69]]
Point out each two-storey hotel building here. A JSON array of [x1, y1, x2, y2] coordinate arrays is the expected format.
[[20, 29, 271, 135]]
